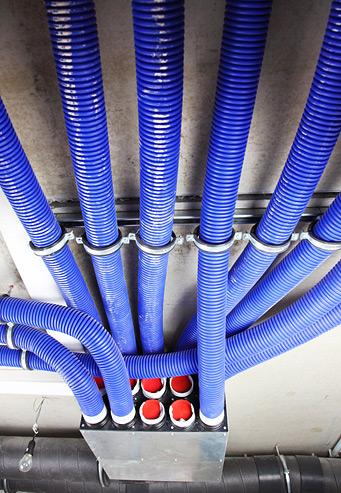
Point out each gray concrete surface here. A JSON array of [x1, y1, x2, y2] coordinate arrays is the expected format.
[[0, 0, 340, 454]]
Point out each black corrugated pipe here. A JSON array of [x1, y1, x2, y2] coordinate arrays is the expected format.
[[1, 437, 340, 492]]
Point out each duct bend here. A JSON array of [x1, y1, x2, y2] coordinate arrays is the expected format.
[[225, 193, 341, 335], [0, 324, 106, 425], [45, 0, 137, 355], [226, 0, 341, 311], [122, 259, 341, 380], [179, 193, 341, 349], [178, 0, 341, 351], [0, 297, 135, 425], [2, 303, 340, 384], [0, 99, 99, 321], [132, 0, 184, 354], [2, 256, 339, 384]]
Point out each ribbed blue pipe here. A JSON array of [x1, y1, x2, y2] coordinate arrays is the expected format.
[[45, 0, 136, 354], [227, 259, 341, 362], [0, 98, 98, 320], [225, 193, 341, 335], [178, 0, 341, 351], [0, 297, 134, 421], [0, 324, 105, 421], [131, 262, 341, 378], [225, 303, 341, 378], [3, 302, 339, 381], [226, 0, 341, 311], [132, 0, 184, 353], [196, 0, 272, 422]]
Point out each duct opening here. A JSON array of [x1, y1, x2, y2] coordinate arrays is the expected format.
[[141, 378, 166, 399], [139, 400, 165, 427], [170, 375, 193, 397], [169, 399, 195, 428]]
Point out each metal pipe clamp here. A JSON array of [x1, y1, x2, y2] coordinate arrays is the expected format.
[[20, 350, 31, 371], [30, 228, 74, 257], [246, 224, 291, 254], [77, 229, 126, 256], [131, 230, 183, 255], [300, 221, 341, 252], [5, 323, 16, 350], [275, 445, 291, 493], [186, 226, 237, 253]]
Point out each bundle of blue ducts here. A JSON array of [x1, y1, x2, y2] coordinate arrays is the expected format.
[[178, 0, 341, 351], [1, 299, 339, 382], [0, 324, 106, 424], [193, 0, 272, 424], [0, 99, 98, 321], [225, 193, 341, 335], [0, 296, 135, 424], [132, 0, 184, 353], [133, 259, 341, 379], [226, 0, 341, 310], [45, 0, 137, 354]]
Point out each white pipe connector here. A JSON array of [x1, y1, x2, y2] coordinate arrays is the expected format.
[[83, 405, 108, 425], [111, 407, 136, 425], [130, 378, 140, 396], [199, 409, 224, 427], [169, 375, 194, 398], [141, 378, 166, 399]]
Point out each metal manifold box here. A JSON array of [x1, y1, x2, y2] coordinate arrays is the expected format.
[[81, 381, 228, 482]]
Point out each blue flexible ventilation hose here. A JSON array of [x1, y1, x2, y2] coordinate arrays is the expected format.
[[45, 0, 137, 354], [194, 0, 272, 424], [225, 193, 341, 335], [224, 303, 341, 378], [2, 301, 340, 382], [0, 324, 106, 424], [0, 99, 99, 320], [132, 0, 184, 353], [0, 297, 135, 424], [226, 0, 341, 311], [178, 0, 341, 351]]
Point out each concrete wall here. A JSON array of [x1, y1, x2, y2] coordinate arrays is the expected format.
[[0, 0, 340, 454]]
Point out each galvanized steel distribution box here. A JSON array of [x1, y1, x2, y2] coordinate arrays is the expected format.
[[81, 381, 228, 482]]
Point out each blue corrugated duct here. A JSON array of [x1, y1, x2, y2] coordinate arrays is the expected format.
[[226, 0, 341, 310], [225, 193, 341, 335], [2, 299, 340, 382], [132, 0, 184, 353], [0, 324, 106, 424], [130, 260, 341, 378], [0, 98, 99, 321], [0, 296, 135, 424], [177, 0, 341, 351], [45, 0, 137, 354], [189, 0, 272, 424]]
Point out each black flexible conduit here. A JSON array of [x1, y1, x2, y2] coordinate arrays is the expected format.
[[0, 437, 340, 492]]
